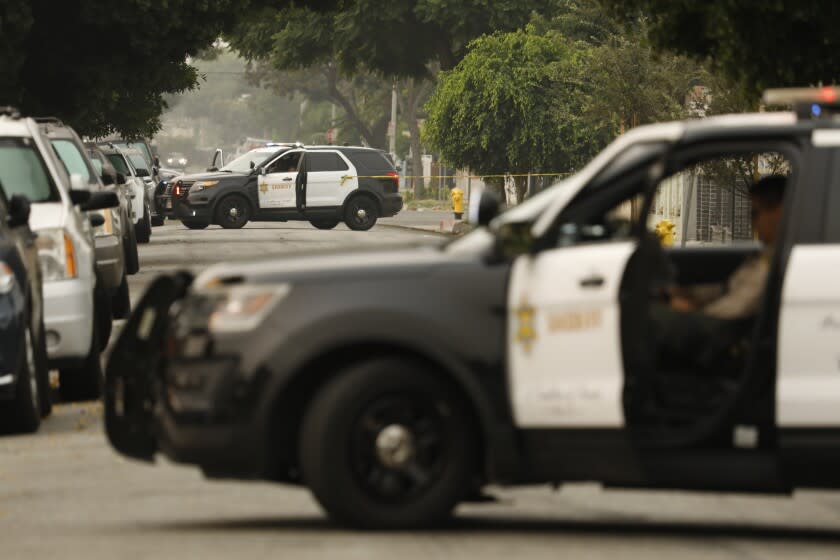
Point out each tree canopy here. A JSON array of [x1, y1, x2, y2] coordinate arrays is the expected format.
[[600, 0, 840, 97], [0, 0, 249, 137]]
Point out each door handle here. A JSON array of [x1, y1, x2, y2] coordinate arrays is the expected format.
[[579, 275, 605, 288], [282, 177, 293, 181]]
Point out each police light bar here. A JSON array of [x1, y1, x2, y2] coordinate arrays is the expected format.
[[763, 86, 840, 119]]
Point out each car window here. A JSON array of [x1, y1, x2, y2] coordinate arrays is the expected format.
[[107, 153, 132, 176], [266, 151, 301, 175], [349, 151, 394, 173], [51, 139, 96, 186], [308, 152, 349, 172], [127, 153, 148, 173], [0, 137, 61, 202], [113, 141, 152, 166], [87, 151, 104, 175], [221, 150, 276, 173]]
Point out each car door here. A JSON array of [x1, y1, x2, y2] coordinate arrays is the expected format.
[[305, 150, 355, 207], [257, 150, 301, 209], [507, 238, 636, 427]]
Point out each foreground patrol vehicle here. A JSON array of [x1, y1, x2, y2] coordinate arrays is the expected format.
[[160, 144, 402, 230], [106, 88, 840, 528]]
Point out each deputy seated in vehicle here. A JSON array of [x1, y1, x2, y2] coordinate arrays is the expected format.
[[651, 174, 786, 372]]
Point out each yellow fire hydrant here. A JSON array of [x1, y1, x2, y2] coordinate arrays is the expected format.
[[451, 187, 464, 220], [654, 219, 676, 246]]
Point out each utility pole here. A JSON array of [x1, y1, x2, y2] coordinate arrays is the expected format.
[[389, 80, 397, 160]]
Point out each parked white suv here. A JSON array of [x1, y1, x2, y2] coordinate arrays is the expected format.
[[0, 110, 118, 401]]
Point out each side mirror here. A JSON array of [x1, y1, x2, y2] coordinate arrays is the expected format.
[[206, 167, 218, 172], [259, 167, 266, 176], [116, 172, 126, 184], [89, 213, 105, 228], [80, 191, 119, 211], [473, 190, 501, 227], [154, 156, 161, 168], [250, 160, 255, 170], [69, 189, 91, 205], [7, 194, 31, 228], [101, 172, 116, 186]]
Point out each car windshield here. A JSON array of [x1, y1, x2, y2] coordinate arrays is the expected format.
[[0, 137, 60, 202], [221, 150, 275, 173], [113, 141, 152, 167], [51, 139, 96, 187]]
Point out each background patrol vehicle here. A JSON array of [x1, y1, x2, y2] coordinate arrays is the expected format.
[[105, 88, 840, 529], [160, 144, 402, 230]]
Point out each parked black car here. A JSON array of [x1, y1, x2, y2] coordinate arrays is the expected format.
[[0, 189, 51, 433]]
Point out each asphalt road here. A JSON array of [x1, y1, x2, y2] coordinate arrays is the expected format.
[[3, 219, 840, 559]]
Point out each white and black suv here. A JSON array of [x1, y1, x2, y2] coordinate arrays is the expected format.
[[162, 145, 403, 230], [105, 88, 840, 529]]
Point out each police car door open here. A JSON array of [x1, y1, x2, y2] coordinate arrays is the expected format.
[[258, 150, 301, 209], [507, 239, 635, 428]]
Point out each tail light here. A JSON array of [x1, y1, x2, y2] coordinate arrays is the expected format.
[[386, 171, 399, 190]]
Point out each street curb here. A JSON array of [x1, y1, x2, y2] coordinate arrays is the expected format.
[[378, 223, 454, 236]]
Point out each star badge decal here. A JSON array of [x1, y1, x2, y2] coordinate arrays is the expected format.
[[515, 298, 537, 354]]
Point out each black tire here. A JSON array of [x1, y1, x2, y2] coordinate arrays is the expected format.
[[2, 320, 42, 433], [151, 215, 165, 227], [95, 273, 112, 352], [135, 203, 152, 244], [343, 196, 379, 231], [123, 218, 140, 275], [111, 274, 131, 319], [182, 220, 209, 230], [34, 321, 52, 418], [299, 358, 478, 529], [214, 194, 251, 229], [58, 316, 103, 402], [309, 219, 340, 230]]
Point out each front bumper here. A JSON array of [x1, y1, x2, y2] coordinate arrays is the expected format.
[[169, 198, 212, 222], [95, 234, 124, 293], [43, 277, 94, 361]]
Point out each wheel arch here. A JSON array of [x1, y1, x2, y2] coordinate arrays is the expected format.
[[342, 189, 382, 215], [259, 338, 517, 485]]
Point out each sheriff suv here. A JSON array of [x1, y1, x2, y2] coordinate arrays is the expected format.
[[162, 145, 402, 231], [105, 88, 840, 529]]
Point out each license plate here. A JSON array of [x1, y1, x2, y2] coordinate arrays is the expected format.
[[166, 199, 172, 209]]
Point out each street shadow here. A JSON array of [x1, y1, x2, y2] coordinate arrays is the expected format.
[[136, 514, 840, 543]]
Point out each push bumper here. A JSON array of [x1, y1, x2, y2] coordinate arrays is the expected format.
[[42, 278, 94, 361], [169, 198, 212, 222], [95, 234, 124, 293]]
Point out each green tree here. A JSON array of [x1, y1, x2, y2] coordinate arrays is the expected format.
[[600, 0, 840, 97], [0, 0, 249, 137]]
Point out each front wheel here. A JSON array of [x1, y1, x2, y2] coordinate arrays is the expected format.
[[123, 218, 140, 275], [111, 274, 131, 319], [181, 220, 209, 230], [309, 219, 340, 230], [58, 316, 103, 402], [343, 197, 379, 231], [299, 358, 478, 529], [215, 195, 251, 229]]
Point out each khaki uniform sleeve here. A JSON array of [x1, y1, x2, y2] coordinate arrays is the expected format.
[[702, 258, 769, 320]]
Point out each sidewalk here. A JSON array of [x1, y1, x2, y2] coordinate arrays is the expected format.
[[379, 209, 471, 235]]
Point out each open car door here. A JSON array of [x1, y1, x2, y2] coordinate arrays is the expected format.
[[295, 153, 308, 213], [104, 274, 191, 461]]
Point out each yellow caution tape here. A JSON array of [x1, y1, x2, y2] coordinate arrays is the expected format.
[[339, 172, 570, 186]]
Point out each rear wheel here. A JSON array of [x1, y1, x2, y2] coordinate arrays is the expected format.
[[309, 218, 340, 230], [34, 321, 51, 418], [111, 274, 131, 319], [135, 203, 152, 243], [95, 273, 112, 351], [299, 358, 478, 529], [215, 195, 251, 229], [151, 215, 165, 227], [3, 321, 41, 433], [343, 196, 379, 231], [182, 220, 209, 230]]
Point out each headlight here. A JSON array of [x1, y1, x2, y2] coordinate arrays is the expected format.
[[178, 158, 187, 165], [192, 180, 219, 192], [36, 228, 77, 280], [166, 158, 174, 164], [0, 261, 16, 294], [93, 210, 114, 237], [208, 284, 290, 333]]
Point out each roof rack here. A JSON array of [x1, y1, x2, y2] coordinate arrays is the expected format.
[[763, 86, 840, 119], [33, 116, 64, 124], [0, 106, 21, 118]]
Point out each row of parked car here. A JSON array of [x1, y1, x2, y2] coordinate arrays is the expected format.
[[0, 107, 173, 433]]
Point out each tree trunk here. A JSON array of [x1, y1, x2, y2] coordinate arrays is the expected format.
[[514, 175, 528, 204], [322, 65, 381, 148], [401, 78, 433, 198]]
